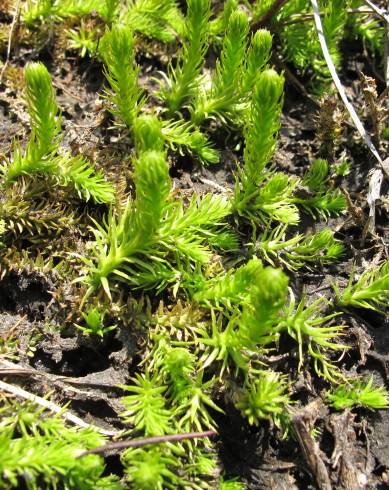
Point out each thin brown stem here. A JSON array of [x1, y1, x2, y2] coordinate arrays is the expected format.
[[251, 0, 290, 31], [78, 430, 217, 457]]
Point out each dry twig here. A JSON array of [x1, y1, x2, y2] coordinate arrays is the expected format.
[[78, 430, 217, 457], [0, 0, 22, 84], [0, 379, 119, 437]]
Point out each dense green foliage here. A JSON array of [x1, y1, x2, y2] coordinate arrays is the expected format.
[[1, 1, 388, 489]]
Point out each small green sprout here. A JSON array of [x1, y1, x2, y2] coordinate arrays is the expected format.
[[328, 377, 389, 410], [220, 477, 246, 490], [76, 306, 116, 337], [333, 161, 351, 177], [236, 371, 291, 426], [67, 21, 98, 57]]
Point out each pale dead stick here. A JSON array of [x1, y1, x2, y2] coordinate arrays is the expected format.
[[361, 0, 389, 22], [311, 0, 388, 237], [0, 379, 119, 437], [0, 0, 22, 84]]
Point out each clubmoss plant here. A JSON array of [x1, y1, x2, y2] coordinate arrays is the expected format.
[[121, 370, 172, 436], [2, 62, 61, 185], [76, 305, 116, 337], [190, 9, 249, 125], [100, 27, 217, 163], [99, 25, 144, 130], [122, 445, 181, 489], [158, 0, 211, 114], [67, 21, 99, 57], [81, 115, 236, 301], [233, 69, 300, 225], [1, 62, 114, 204]]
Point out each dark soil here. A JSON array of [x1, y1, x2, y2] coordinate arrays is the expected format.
[[0, 3, 388, 490]]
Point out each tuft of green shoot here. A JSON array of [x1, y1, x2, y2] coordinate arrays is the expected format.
[[83, 148, 171, 299], [122, 0, 181, 42], [99, 25, 145, 129], [240, 267, 289, 345], [121, 370, 172, 436], [158, 0, 211, 114], [294, 159, 346, 218], [242, 68, 284, 178], [67, 21, 99, 57], [161, 119, 219, 164], [0, 399, 120, 489], [278, 291, 347, 382], [257, 225, 344, 270], [25, 61, 62, 158], [328, 377, 389, 410], [122, 445, 180, 489], [56, 154, 115, 204], [236, 371, 291, 426], [193, 256, 263, 308], [334, 261, 389, 314]]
